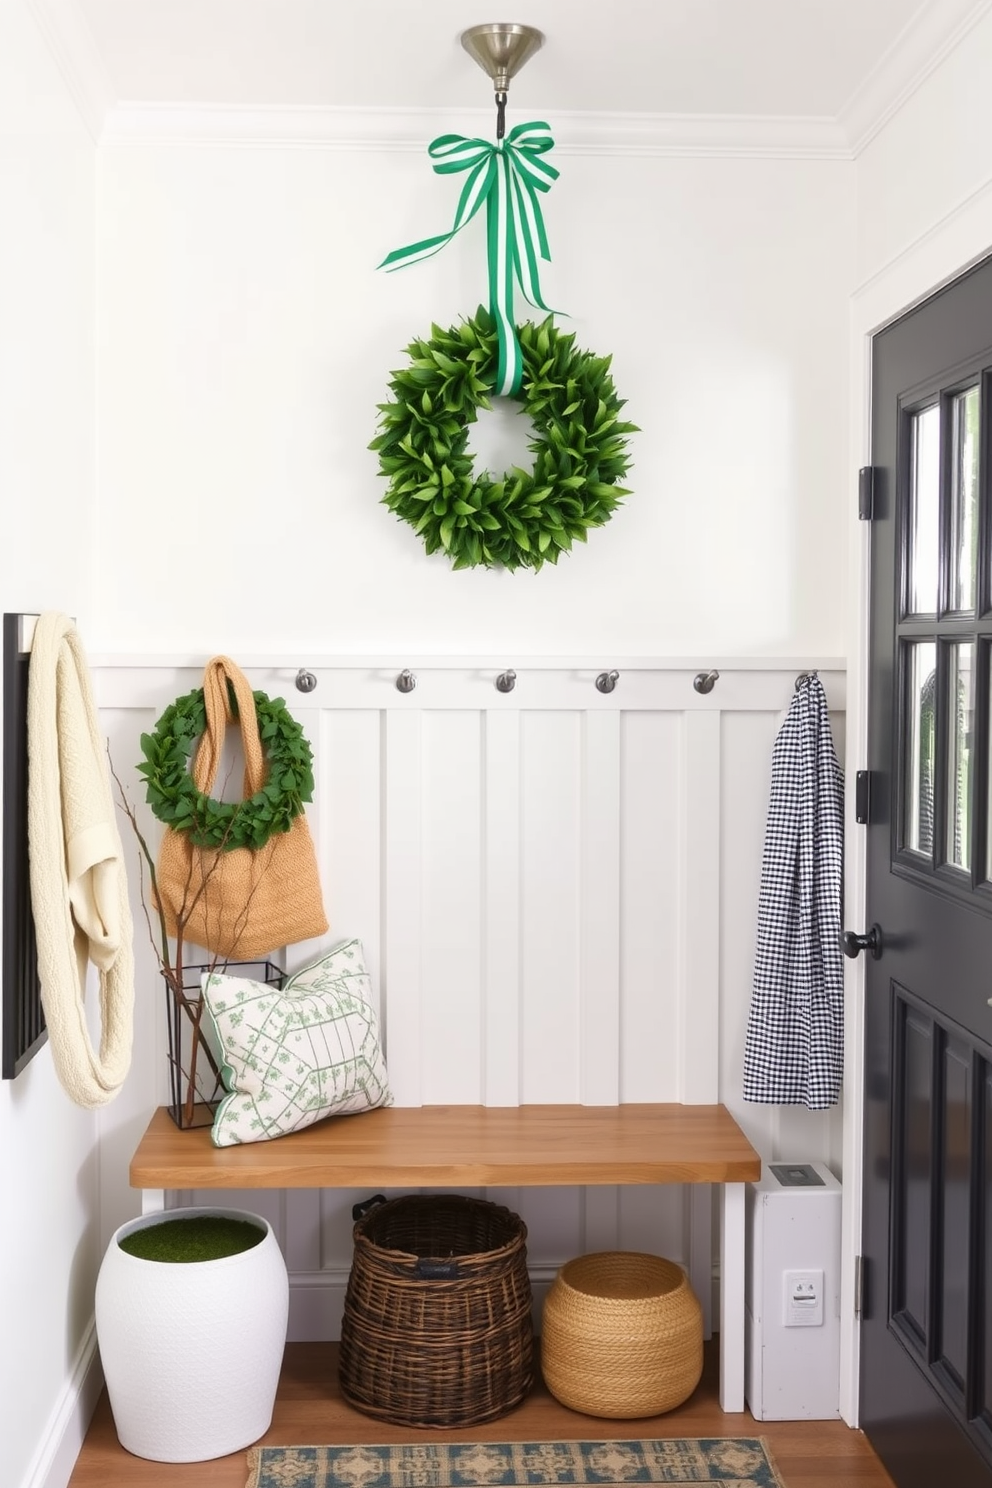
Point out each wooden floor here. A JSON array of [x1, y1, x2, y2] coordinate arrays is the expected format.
[[69, 1340, 895, 1488]]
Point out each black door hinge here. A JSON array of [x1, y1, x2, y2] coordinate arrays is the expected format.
[[859, 467, 876, 520], [855, 770, 871, 824], [854, 1254, 865, 1319]]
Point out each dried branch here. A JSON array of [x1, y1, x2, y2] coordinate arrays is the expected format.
[[110, 745, 278, 1126]]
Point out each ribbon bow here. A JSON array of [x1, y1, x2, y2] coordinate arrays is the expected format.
[[379, 121, 559, 397]]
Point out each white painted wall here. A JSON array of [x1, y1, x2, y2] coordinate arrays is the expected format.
[[93, 140, 855, 659], [85, 124, 857, 1388], [855, 5, 992, 293], [0, 87, 854, 1475], [0, 4, 100, 1487], [839, 6, 992, 1428]]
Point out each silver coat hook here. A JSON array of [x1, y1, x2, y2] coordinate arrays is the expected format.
[[595, 669, 620, 694], [395, 669, 417, 693], [693, 670, 719, 695], [495, 670, 516, 693], [295, 668, 317, 694]]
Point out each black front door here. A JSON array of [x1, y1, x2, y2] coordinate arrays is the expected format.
[[862, 253, 992, 1486]]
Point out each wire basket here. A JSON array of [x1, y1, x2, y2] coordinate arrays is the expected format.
[[163, 959, 282, 1130], [541, 1251, 703, 1417], [339, 1193, 534, 1427]]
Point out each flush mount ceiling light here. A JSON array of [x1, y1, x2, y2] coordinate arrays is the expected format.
[[461, 22, 544, 136], [460, 22, 545, 92]]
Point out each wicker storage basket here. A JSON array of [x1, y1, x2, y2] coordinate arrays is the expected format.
[[541, 1251, 703, 1418], [339, 1194, 533, 1427]]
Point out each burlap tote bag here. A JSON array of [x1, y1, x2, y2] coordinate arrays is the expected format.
[[154, 656, 328, 958]]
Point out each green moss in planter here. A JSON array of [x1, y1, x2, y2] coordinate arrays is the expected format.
[[118, 1216, 265, 1264]]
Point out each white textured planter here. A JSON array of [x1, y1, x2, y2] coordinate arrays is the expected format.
[[95, 1206, 289, 1462]]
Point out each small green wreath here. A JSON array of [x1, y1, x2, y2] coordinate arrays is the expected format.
[[371, 305, 638, 571], [138, 687, 316, 851]]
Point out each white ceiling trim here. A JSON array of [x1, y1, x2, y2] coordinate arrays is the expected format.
[[28, 0, 986, 160], [839, 0, 992, 157], [25, 0, 115, 142], [99, 103, 851, 160]]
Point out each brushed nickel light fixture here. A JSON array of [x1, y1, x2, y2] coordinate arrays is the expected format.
[[460, 22, 545, 137]]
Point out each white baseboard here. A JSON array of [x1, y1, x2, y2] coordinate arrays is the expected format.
[[21, 1319, 104, 1488]]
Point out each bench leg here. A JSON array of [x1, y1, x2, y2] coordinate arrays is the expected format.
[[688, 1185, 712, 1340], [141, 1189, 166, 1216], [719, 1182, 746, 1413]]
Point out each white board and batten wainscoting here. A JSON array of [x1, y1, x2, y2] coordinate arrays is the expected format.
[[94, 656, 845, 1345]]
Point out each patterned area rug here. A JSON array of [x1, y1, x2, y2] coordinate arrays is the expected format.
[[246, 1439, 785, 1488]]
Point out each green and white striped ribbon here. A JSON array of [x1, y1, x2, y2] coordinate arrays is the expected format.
[[378, 121, 559, 397]]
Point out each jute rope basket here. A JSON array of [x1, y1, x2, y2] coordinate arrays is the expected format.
[[339, 1194, 533, 1428], [541, 1251, 703, 1418]]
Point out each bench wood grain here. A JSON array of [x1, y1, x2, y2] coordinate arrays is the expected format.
[[130, 1102, 761, 1190]]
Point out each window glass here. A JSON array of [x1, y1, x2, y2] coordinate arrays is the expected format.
[[903, 641, 937, 857], [908, 406, 940, 616], [947, 643, 974, 871], [949, 387, 979, 613]]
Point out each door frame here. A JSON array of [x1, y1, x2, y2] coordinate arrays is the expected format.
[[844, 197, 992, 1427]]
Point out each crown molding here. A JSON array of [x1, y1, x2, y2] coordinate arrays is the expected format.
[[100, 103, 851, 159], [37, 0, 988, 162], [839, 0, 992, 156], [24, 0, 116, 143]]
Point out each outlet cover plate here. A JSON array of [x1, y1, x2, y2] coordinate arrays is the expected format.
[[784, 1268, 824, 1327]]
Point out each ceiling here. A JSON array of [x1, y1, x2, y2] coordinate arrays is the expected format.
[[67, 0, 975, 136]]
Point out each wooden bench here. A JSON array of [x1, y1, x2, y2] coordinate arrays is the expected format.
[[130, 1101, 761, 1413]]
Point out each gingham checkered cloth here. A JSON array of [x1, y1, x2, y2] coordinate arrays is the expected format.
[[743, 674, 844, 1109]]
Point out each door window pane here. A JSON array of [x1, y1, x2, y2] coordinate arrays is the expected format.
[[947, 643, 974, 871], [949, 386, 979, 613], [908, 405, 940, 615], [904, 642, 937, 856]]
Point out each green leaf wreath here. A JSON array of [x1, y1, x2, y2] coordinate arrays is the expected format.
[[138, 687, 316, 851], [371, 306, 638, 571]]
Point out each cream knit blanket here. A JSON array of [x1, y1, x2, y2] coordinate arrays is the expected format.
[[27, 612, 133, 1106]]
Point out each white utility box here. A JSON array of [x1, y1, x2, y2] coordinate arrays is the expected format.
[[745, 1160, 841, 1420]]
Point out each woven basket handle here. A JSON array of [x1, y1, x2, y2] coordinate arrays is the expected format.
[[191, 655, 266, 799]]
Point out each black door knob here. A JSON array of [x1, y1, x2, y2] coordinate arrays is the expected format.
[[842, 924, 883, 960]]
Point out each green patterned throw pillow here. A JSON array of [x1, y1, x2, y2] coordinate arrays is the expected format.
[[202, 939, 392, 1147]]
